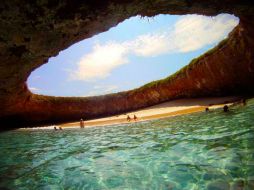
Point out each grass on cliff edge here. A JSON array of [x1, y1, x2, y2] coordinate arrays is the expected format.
[[133, 38, 228, 92]]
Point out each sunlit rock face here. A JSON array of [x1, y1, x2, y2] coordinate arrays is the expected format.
[[0, 0, 254, 129]]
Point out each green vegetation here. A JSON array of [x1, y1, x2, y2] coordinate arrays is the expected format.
[[133, 38, 229, 92], [31, 93, 91, 103]]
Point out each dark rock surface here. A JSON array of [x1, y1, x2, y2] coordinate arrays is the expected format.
[[0, 0, 254, 129]]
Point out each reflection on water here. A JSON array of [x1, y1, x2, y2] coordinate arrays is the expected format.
[[0, 99, 254, 189]]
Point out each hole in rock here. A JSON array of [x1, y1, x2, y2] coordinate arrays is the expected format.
[[28, 14, 239, 97]]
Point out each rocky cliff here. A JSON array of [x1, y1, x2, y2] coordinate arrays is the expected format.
[[0, 0, 254, 129]]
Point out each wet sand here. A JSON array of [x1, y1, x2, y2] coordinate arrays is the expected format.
[[60, 96, 240, 129]]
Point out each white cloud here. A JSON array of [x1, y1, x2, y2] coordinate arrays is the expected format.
[[131, 32, 169, 56], [70, 14, 239, 81], [132, 14, 239, 55], [87, 85, 119, 96], [70, 42, 128, 81], [172, 14, 239, 52], [29, 87, 40, 92]]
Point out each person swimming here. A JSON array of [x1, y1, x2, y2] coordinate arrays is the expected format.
[[241, 99, 246, 106], [223, 105, 229, 112], [54, 126, 57, 131], [80, 118, 85, 128]]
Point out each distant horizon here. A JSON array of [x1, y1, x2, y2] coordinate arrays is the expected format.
[[28, 14, 239, 97]]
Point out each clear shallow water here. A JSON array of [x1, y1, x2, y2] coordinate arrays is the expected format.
[[0, 100, 254, 190]]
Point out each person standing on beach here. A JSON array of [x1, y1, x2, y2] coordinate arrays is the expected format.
[[127, 115, 131, 122], [80, 118, 85, 128], [134, 115, 138, 121]]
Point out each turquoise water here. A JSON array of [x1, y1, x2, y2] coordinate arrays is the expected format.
[[0, 100, 254, 190]]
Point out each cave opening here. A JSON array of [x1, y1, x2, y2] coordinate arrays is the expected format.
[[27, 14, 239, 97]]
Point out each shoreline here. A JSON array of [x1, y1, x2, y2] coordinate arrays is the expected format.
[[59, 96, 240, 129], [18, 96, 242, 130]]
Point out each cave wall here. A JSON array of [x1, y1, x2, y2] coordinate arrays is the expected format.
[[0, 0, 254, 128]]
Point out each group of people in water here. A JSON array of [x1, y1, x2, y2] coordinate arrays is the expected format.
[[54, 126, 62, 130], [205, 98, 247, 113], [54, 119, 85, 130]]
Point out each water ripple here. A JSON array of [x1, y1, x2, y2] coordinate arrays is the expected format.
[[0, 99, 254, 189]]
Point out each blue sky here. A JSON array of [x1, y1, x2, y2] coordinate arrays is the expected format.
[[28, 14, 238, 97]]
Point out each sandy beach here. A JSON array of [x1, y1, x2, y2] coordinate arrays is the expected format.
[[59, 96, 240, 129]]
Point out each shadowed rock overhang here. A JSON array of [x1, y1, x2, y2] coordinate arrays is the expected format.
[[0, 0, 254, 129]]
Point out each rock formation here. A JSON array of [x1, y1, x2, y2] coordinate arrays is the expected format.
[[0, 0, 254, 129]]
